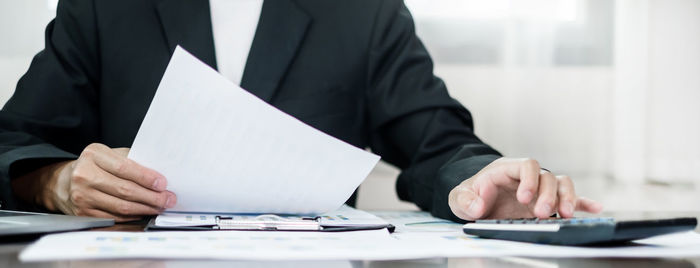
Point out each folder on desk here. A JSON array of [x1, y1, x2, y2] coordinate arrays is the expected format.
[[145, 205, 394, 232]]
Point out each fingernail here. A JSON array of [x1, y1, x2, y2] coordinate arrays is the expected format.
[[564, 202, 574, 215], [594, 202, 604, 212], [521, 191, 533, 202], [468, 198, 481, 214], [152, 178, 165, 191], [165, 194, 176, 208], [540, 203, 552, 216]]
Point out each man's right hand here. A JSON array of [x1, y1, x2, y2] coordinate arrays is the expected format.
[[13, 143, 176, 222]]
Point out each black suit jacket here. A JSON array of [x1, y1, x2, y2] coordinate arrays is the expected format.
[[0, 0, 501, 221]]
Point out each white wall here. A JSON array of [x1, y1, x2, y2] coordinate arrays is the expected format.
[[0, 0, 54, 103], [438, 65, 612, 177], [405, 0, 700, 185], [612, 0, 700, 183], [645, 0, 700, 183], [407, 0, 615, 179]]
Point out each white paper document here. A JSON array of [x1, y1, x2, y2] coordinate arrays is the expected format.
[[128, 47, 380, 214], [19, 230, 404, 262]]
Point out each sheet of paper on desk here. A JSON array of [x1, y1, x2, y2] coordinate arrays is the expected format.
[[20, 230, 410, 262], [128, 46, 380, 215], [373, 210, 463, 232]]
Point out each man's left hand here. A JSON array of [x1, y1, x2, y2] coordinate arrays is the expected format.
[[448, 157, 603, 220]]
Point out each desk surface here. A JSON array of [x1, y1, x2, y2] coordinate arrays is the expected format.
[[2, 211, 699, 268]]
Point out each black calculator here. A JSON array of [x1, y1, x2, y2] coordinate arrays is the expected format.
[[462, 217, 697, 245]]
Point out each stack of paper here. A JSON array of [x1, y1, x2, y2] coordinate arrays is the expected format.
[[153, 205, 389, 228]]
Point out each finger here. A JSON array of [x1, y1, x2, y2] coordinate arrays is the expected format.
[[113, 147, 130, 157], [83, 143, 166, 191], [534, 171, 558, 218], [90, 169, 176, 209], [449, 184, 484, 220], [495, 158, 541, 204], [87, 188, 163, 216], [556, 175, 577, 218], [75, 207, 141, 223], [576, 197, 603, 213], [517, 159, 541, 204], [473, 178, 500, 219]]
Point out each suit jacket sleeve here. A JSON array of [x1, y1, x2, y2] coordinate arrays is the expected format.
[[365, 0, 502, 222], [0, 0, 100, 210]]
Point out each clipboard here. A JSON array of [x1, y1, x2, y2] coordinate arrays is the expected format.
[[144, 214, 395, 233]]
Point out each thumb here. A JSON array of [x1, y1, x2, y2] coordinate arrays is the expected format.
[[449, 184, 486, 220]]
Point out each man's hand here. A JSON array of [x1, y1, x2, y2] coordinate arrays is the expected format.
[[448, 157, 602, 220], [14, 143, 176, 222]]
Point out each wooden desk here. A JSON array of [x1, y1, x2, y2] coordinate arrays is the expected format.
[[2, 211, 699, 268]]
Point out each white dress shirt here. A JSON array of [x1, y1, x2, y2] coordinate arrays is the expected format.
[[209, 0, 264, 86]]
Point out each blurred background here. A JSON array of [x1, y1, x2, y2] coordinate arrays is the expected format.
[[0, 0, 698, 212]]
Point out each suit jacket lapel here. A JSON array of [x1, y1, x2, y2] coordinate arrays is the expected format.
[[154, 0, 218, 69], [240, 0, 311, 102]]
